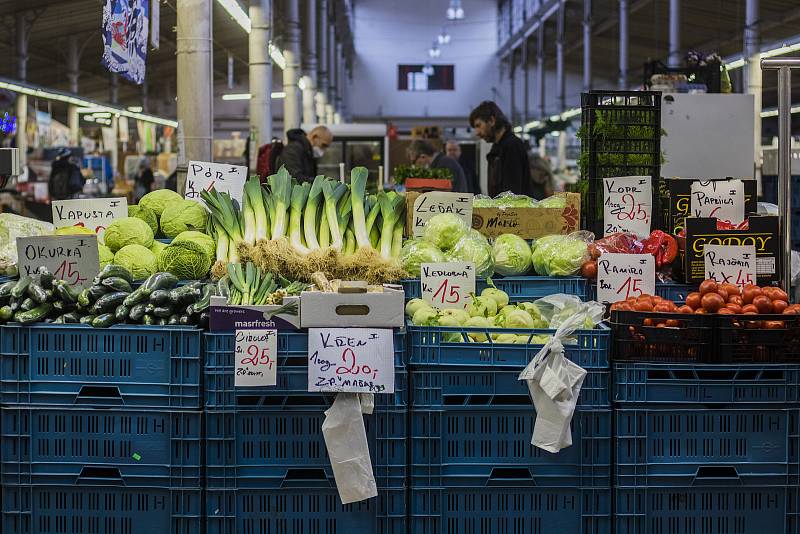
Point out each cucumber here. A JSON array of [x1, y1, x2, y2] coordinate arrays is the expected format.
[[79, 314, 96, 325], [123, 287, 148, 307], [189, 284, 213, 314], [53, 281, 79, 304], [87, 284, 110, 302], [27, 283, 48, 304], [0, 281, 16, 299], [62, 312, 81, 324], [8, 297, 20, 312], [129, 303, 147, 321], [142, 314, 155, 325], [168, 285, 200, 305], [20, 298, 36, 312], [152, 306, 173, 318], [149, 289, 171, 306], [198, 311, 209, 328], [77, 288, 91, 308], [52, 300, 75, 313], [0, 306, 13, 321], [36, 269, 54, 289], [115, 305, 130, 322], [14, 302, 53, 324], [92, 313, 117, 328], [95, 264, 133, 283], [52, 315, 64, 324], [91, 292, 128, 314], [157, 317, 169, 326], [168, 314, 181, 325], [11, 276, 31, 298], [179, 314, 192, 325], [102, 277, 133, 293], [142, 272, 179, 294]]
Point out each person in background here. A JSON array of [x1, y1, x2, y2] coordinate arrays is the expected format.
[[134, 159, 154, 202], [275, 125, 333, 182], [48, 148, 84, 201], [407, 139, 469, 193], [469, 101, 531, 197], [529, 153, 555, 199], [164, 169, 178, 192], [445, 139, 480, 194]]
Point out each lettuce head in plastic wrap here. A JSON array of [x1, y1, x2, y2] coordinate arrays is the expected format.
[[492, 234, 532, 276], [530, 231, 591, 276], [401, 239, 447, 276], [0, 214, 54, 271], [447, 229, 494, 278], [422, 213, 469, 252]]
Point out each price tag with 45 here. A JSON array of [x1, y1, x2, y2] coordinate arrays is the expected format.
[[420, 262, 475, 309], [704, 244, 756, 287], [235, 329, 277, 387]]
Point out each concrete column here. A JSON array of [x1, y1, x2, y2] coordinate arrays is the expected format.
[[15, 13, 28, 165], [110, 116, 119, 180], [509, 54, 516, 127], [536, 26, 545, 119], [583, 0, 592, 91], [110, 74, 119, 105], [141, 81, 149, 113], [325, 103, 334, 125], [618, 0, 628, 89], [744, 0, 761, 183], [249, 0, 273, 166], [176, 0, 213, 189], [302, 0, 317, 125], [556, 2, 566, 113], [336, 42, 345, 116], [316, 0, 329, 123], [523, 38, 529, 128], [557, 132, 567, 171], [66, 36, 80, 146], [283, 0, 302, 133], [68, 107, 79, 146], [329, 28, 338, 115], [668, 0, 681, 67]]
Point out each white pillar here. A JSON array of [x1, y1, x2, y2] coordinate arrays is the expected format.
[[509, 55, 516, 127], [556, 2, 565, 113], [110, 115, 119, 181], [744, 0, 762, 184], [15, 13, 28, 166], [523, 38, 529, 127], [619, 0, 628, 89], [583, 0, 592, 91], [249, 0, 273, 167], [66, 35, 80, 146], [302, 0, 317, 125], [668, 0, 681, 67], [336, 41, 344, 119], [536, 27, 545, 119], [325, 103, 334, 125], [68, 107, 79, 146], [557, 133, 567, 171], [316, 0, 329, 123], [283, 0, 302, 133]]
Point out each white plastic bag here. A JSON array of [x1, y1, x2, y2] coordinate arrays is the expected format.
[[0, 213, 54, 269]]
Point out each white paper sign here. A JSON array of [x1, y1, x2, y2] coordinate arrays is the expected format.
[[234, 329, 278, 387], [420, 262, 475, 309], [690, 179, 745, 225], [704, 244, 756, 287], [16, 235, 100, 289], [308, 328, 395, 393], [184, 160, 248, 206], [51, 197, 128, 243], [412, 192, 474, 237], [597, 253, 656, 304], [603, 176, 652, 238]]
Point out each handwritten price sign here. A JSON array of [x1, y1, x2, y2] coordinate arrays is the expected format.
[[16, 235, 99, 289], [184, 160, 247, 206], [690, 179, 745, 225], [603, 176, 652, 238], [412, 192, 474, 238], [234, 329, 278, 386], [308, 328, 395, 393], [51, 198, 127, 244], [597, 252, 656, 304], [704, 244, 756, 287], [420, 261, 475, 309]]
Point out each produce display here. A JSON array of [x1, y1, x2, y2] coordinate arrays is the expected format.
[[473, 192, 567, 209], [219, 261, 309, 306], [393, 165, 452, 183], [581, 230, 679, 279], [0, 213, 54, 277]]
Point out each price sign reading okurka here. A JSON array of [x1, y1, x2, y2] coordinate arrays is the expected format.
[[704, 244, 756, 287], [603, 176, 652, 238], [51, 197, 128, 242], [308, 328, 395, 393], [412, 192, 474, 237], [690, 179, 745, 225], [16, 235, 99, 289], [420, 262, 475, 309], [234, 329, 278, 387], [597, 253, 656, 304], [184, 160, 248, 205]]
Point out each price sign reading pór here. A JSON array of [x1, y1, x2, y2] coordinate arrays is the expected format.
[[597, 253, 656, 304], [420, 262, 475, 309], [308, 328, 395, 393], [235, 329, 278, 387], [704, 244, 756, 287], [412, 192, 473, 237], [16, 235, 99, 289], [184, 160, 248, 206], [603, 176, 652, 238]]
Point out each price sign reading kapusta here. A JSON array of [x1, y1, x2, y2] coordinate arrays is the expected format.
[[51, 197, 128, 243], [420, 262, 475, 309], [597, 253, 656, 304], [603, 176, 652, 238], [234, 329, 278, 387], [308, 328, 395, 393], [704, 244, 756, 287]]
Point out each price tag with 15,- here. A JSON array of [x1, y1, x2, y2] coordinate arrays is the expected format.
[[308, 328, 395, 393], [420, 262, 475, 309], [235, 329, 277, 387], [704, 244, 756, 287], [597, 252, 656, 304]]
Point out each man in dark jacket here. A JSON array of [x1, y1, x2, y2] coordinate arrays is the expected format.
[[469, 101, 531, 197], [48, 148, 84, 201], [407, 139, 469, 193], [275, 126, 333, 181], [445, 140, 481, 194]]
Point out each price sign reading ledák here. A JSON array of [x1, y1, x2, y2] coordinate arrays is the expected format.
[[704, 244, 756, 288], [597, 253, 656, 304], [16, 235, 99, 289], [184, 160, 248, 206], [420, 262, 475, 309], [603, 176, 652, 238], [308, 328, 395, 393], [412, 192, 474, 238], [235, 329, 278, 387]]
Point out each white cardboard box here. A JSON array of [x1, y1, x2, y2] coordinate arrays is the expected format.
[[300, 285, 405, 328]]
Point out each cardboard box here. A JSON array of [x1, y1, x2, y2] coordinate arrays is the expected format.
[[666, 178, 757, 235], [209, 295, 301, 331], [300, 285, 405, 328], [683, 215, 780, 284]]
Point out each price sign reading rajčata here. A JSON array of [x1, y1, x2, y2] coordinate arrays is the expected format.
[[704, 244, 756, 287], [597, 252, 656, 304], [420, 262, 475, 309], [603, 176, 652, 238], [16, 235, 99, 289], [690, 179, 745, 225], [308, 328, 395, 393], [412, 192, 474, 238], [51, 197, 128, 244], [184, 160, 247, 206], [235, 329, 278, 387]]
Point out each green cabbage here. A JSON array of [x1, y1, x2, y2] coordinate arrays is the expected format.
[[98, 244, 114, 268], [530, 233, 589, 276], [160, 200, 209, 238], [139, 189, 182, 218], [492, 234, 532, 276], [128, 205, 158, 235], [447, 230, 494, 278], [473, 192, 536, 208], [422, 213, 469, 252], [150, 240, 167, 255], [113, 244, 158, 280], [157, 240, 212, 279], [104, 217, 155, 252], [401, 239, 446, 276], [537, 195, 567, 209], [172, 230, 215, 259]]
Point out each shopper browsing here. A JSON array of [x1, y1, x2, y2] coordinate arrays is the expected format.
[[445, 139, 481, 194], [407, 139, 469, 193], [275, 125, 333, 182]]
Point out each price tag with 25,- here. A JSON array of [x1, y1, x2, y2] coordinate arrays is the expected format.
[[235, 329, 277, 387], [420, 262, 475, 309], [597, 253, 656, 304]]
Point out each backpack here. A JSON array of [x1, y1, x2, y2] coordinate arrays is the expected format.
[[256, 141, 284, 182], [49, 165, 71, 201]]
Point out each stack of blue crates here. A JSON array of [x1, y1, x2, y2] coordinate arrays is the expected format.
[[202, 330, 408, 533], [0, 324, 203, 534]]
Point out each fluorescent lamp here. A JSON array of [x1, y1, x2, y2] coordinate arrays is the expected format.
[[84, 116, 95, 122], [761, 105, 800, 118], [271, 92, 286, 99], [269, 43, 286, 69], [127, 106, 143, 112], [221, 92, 286, 100], [92, 112, 112, 118], [216, 0, 251, 32], [726, 39, 800, 70]]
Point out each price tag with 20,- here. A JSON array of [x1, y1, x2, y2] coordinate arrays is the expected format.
[[420, 262, 475, 309], [235, 329, 277, 387]]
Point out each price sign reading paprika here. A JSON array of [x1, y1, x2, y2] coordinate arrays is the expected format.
[[420, 262, 475, 309], [307, 328, 395, 393], [234, 329, 277, 387], [16, 235, 99, 289], [703, 244, 756, 288], [597, 253, 656, 304], [690, 179, 745, 225], [603, 176, 652, 238]]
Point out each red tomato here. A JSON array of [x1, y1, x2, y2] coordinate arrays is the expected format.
[[721, 283, 741, 297], [772, 289, 790, 302], [718, 308, 735, 314], [685, 292, 702, 310], [743, 286, 763, 304], [728, 295, 744, 307], [699, 279, 718, 295], [654, 303, 674, 313], [694, 308, 707, 314], [763, 320, 785, 329], [742, 304, 759, 314], [678, 305, 694, 314], [701, 292, 725, 313], [725, 303, 743, 314], [665, 319, 680, 327], [643, 318, 654, 326], [634, 300, 654, 312], [772, 300, 789, 314], [752, 295, 773, 314]]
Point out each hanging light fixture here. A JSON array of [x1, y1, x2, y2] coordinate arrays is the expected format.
[[446, 0, 464, 20], [437, 27, 451, 45], [428, 42, 441, 58], [422, 62, 434, 76]]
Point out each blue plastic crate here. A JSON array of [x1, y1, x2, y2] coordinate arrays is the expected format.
[[407, 323, 609, 368], [410, 407, 610, 487], [411, 485, 611, 534], [205, 407, 407, 489], [0, 324, 202, 408], [0, 406, 201, 487], [204, 330, 407, 409], [2, 484, 201, 534], [402, 276, 589, 301], [206, 487, 406, 534], [615, 486, 800, 534], [411, 366, 609, 407], [614, 362, 800, 404], [614, 407, 800, 487]]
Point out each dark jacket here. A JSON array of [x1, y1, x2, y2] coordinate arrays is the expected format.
[[431, 152, 469, 193], [529, 154, 554, 200], [459, 154, 481, 194], [275, 128, 316, 181], [48, 159, 84, 201], [486, 129, 532, 197]]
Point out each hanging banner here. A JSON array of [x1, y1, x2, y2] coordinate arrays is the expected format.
[[150, 0, 160, 50], [101, 0, 150, 84]]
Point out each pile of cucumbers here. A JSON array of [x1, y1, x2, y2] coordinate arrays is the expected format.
[[0, 264, 214, 328]]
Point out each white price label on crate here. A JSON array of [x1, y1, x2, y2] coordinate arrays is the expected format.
[[234, 329, 278, 387], [597, 253, 656, 304], [412, 192, 474, 238], [184, 160, 248, 206], [51, 197, 128, 243], [308, 328, 395, 393], [703, 244, 756, 287], [690, 179, 745, 225], [420, 262, 475, 309], [603, 176, 652, 238], [16, 235, 99, 289]]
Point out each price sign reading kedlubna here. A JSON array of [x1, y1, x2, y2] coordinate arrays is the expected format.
[[234, 329, 278, 387], [603, 176, 652, 238], [704, 244, 756, 287], [308, 328, 395, 393], [597, 253, 656, 304], [420, 262, 475, 309]]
